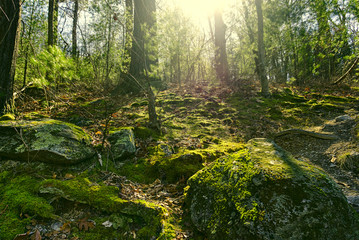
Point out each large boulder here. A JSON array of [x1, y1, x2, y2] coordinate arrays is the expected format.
[[0, 119, 95, 165], [185, 138, 359, 240], [108, 128, 136, 160]]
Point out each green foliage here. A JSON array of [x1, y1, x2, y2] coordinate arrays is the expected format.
[[157, 5, 214, 86], [30, 46, 79, 89]]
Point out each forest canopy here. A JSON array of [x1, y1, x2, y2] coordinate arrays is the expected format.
[[1, 0, 357, 108]]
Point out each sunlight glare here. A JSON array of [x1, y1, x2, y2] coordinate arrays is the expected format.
[[177, 0, 229, 21]]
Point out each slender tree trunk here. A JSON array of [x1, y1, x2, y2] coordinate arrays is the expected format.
[[0, 0, 21, 113], [125, 0, 133, 58], [23, 0, 36, 88], [54, 0, 59, 44], [105, 17, 112, 90], [255, 0, 269, 96], [243, 1, 259, 76], [72, 0, 79, 58], [48, 0, 54, 46], [48, 0, 58, 46], [214, 9, 230, 84]]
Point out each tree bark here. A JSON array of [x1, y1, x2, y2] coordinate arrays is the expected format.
[[255, 0, 270, 96], [72, 0, 79, 58], [123, 0, 133, 71], [214, 9, 230, 84], [23, 0, 36, 88], [127, 0, 156, 93], [0, 0, 21, 113], [243, 1, 259, 77], [48, 0, 58, 46]]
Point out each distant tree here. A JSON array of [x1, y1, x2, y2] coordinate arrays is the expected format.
[[123, 0, 133, 72], [0, 0, 21, 113], [255, 0, 269, 96], [214, 9, 230, 84], [21, 0, 37, 87]]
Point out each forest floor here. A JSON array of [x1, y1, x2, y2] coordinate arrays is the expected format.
[[3, 80, 359, 239]]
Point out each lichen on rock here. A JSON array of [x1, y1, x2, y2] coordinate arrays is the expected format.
[[108, 128, 136, 161], [185, 138, 359, 240], [0, 119, 95, 165]]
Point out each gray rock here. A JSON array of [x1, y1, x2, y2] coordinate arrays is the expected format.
[[157, 142, 173, 157], [347, 195, 359, 207], [108, 128, 136, 160], [0, 119, 95, 165], [185, 138, 359, 240], [335, 115, 353, 122]]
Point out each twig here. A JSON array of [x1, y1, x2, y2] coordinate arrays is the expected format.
[[332, 57, 359, 85], [0, 6, 10, 21], [0, 205, 8, 216]]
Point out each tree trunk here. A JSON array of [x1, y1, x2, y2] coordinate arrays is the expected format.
[[23, 0, 36, 88], [214, 9, 230, 84], [255, 0, 269, 96], [243, 1, 259, 77], [72, 0, 79, 58], [127, 0, 156, 93], [105, 17, 112, 90], [0, 0, 21, 113], [48, 0, 58, 46], [123, 0, 133, 72]]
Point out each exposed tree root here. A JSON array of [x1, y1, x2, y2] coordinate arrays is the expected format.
[[275, 129, 338, 140]]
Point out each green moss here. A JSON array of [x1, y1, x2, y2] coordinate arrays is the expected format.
[[185, 149, 264, 234], [23, 112, 49, 120], [164, 121, 185, 130], [309, 102, 345, 112], [108, 126, 133, 135], [185, 139, 359, 239], [149, 141, 244, 183], [40, 176, 174, 239], [0, 175, 55, 240], [133, 126, 159, 139], [0, 113, 15, 121], [116, 159, 158, 184], [337, 152, 359, 171]]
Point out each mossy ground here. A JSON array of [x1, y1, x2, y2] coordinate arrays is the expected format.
[[2, 84, 359, 239]]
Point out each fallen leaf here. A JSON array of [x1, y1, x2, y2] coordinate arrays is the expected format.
[[60, 222, 72, 234], [30, 229, 41, 240], [78, 218, 95, 231], [13, 232, 30, 240], [64, 173, 75, 179]]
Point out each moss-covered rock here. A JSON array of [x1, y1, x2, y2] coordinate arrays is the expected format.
[[0, 173, 55, 240], [23, 112, 50, 120], [133, 126, 159, 139], [185, 138, 359, 240], [0, 113, 15, 121], [108, 128, 136, 160], [39, 177, 174, 239], [0, 119, 95, 165]]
